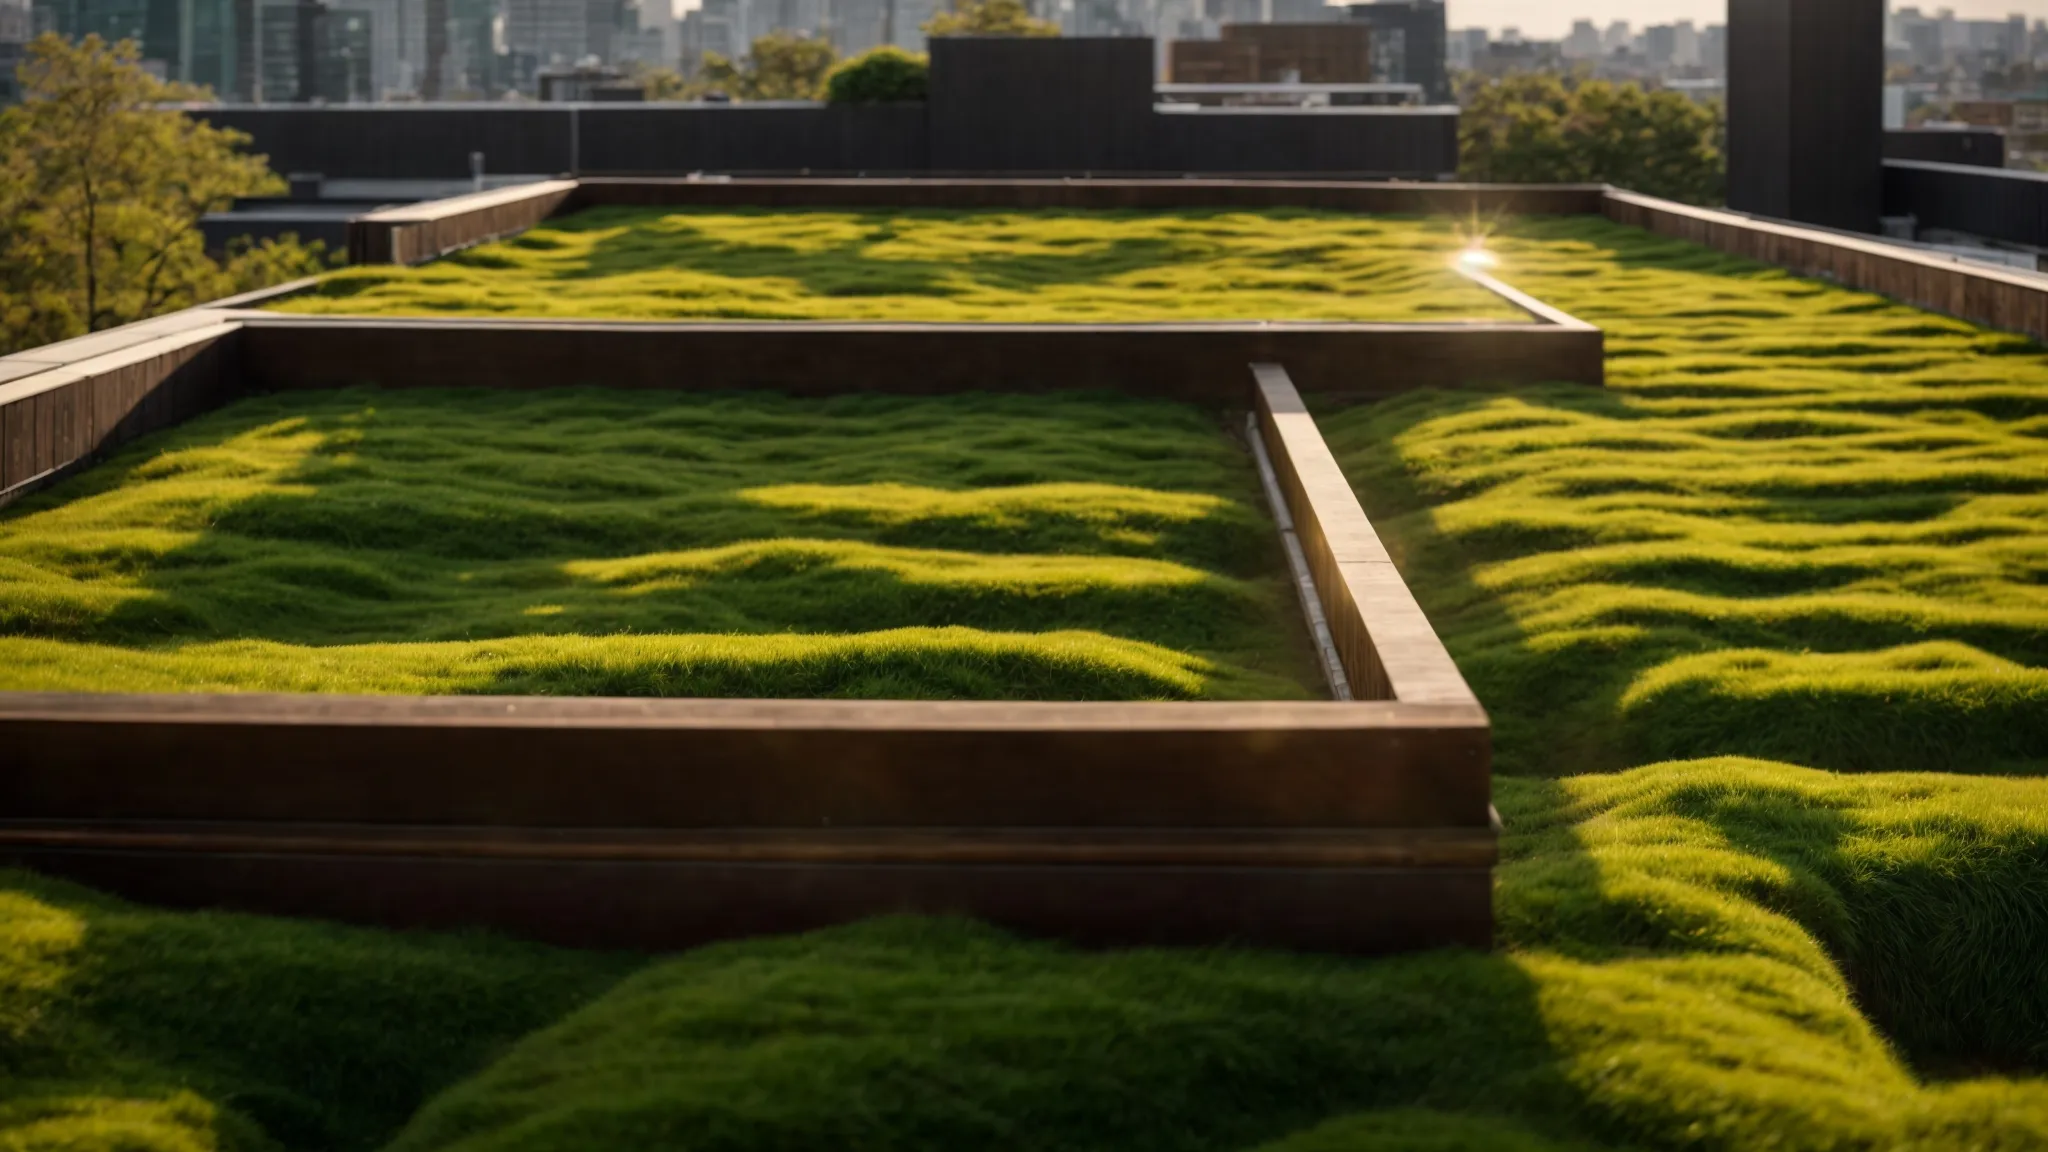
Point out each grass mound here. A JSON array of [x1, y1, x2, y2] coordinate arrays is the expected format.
[[270, 208, 1523, 323], [0, 388, 1317, 698], [0, 871, 634, 1152], [14, 759, 2040, 1152], [1317, 216, 2048, 776]]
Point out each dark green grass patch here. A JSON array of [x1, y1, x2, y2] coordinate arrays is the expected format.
[[1317, 216, 2048, 776], [11, 759, 2042, 1152], [0, 388, 1319, 698], [269, 208, 1523, 323]]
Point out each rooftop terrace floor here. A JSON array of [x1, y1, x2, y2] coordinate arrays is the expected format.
[[271, 207, 1527, 324]]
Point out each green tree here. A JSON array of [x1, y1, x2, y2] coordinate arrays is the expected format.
[[694, 31, 839, 101], [1458, 72, 1725, 205], [0, 33, 327, 354], [825, 46, 929, 103], [923, 0, 1060, 38]]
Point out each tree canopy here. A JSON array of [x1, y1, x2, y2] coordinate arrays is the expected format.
[[1458, 73, 1725, 206], [0, 33, 326, 354], [694, 31, 840, 101], [923, 0, 1060, 38], [825, 46, 929, 104]]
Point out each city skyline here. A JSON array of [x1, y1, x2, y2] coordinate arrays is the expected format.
[[1445, 0, 2043, 40], [658, 0, 2048, 37]]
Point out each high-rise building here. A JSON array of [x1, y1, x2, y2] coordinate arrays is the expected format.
[[1, 0, 29, 103], [1343, 0, 1442, 101], [1700, 22, 1726, 76], [1600, 19, 1628, 54], [1445, 24, 1482, 70], [504, 0, 586, 68], [1562, 17, 1598, 59], [1671, 19, 1697, 66], [1642, 22, 1674, 66]]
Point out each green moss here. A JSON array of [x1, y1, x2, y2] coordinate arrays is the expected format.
[[0, 871, 635, 1152], [8, 216, 2048, 1152], [267, 208, 1523, 323], [0, 388, 1318, 698], [1317, 216, 2048, 776], [15, 759, 2036, 1152], [368, 762, 2046, 1152]]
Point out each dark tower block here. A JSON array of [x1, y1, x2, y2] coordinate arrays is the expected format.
[[1728, 0, 1885, 233]]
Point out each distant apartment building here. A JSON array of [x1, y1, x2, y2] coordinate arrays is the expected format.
[[1343, 0, 1443, 101], [0, 0, 26, 102], [1168, 20, 1370, 82], [1445, 23, 1482, 70], [1561, 17, 1598, 59]]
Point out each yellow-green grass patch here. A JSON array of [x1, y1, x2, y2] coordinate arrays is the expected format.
[[0, 388, 1319, 699], [271, 208, 1526, 323], [1318, 215, 2048, 776], [9, 758, 2045, 1152]]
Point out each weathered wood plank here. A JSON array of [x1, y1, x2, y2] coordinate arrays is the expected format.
[[0, 693, 1493, 830], [0, 843, 1495, 953], [237, 316, 1602, 399], [1252, 364, 1483, 709], [1602, 188, 2048, 344]]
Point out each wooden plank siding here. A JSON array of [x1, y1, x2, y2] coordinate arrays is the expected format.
[[1601, 189, 2048, 344], [0, 321, 240, 505], [347, 179, 579, 265], [1252, 364, 1484, 708], [230, 314, 1605, 398], [0, 331, 1499, 954]]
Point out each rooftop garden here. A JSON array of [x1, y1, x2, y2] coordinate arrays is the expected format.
[[268, 207, 1527, 324], [0, 390, 1318, 699], [4, 214, 2045, 1152]]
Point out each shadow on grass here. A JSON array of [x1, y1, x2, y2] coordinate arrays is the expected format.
[[0, 387, 1319, 699], [531, 208, 1215, 298], [1309, 378, 2048, 779], [1673, 782, 2048, 1076]]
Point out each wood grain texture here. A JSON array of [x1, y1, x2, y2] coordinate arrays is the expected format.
[[0, 322, 239, 503], [1253, 364, 1483, 709], [571, 177, 1608, 215], [347, 180, 580, 264], [0, 693, 1493, 830], [0, 821, 1499, 869], [234, 315, 1602, 399], [0, 842, 1494, 953], [1603, 188, 2048, 343]]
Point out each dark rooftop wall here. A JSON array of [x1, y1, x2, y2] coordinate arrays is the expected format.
[[1728, 0, 1884, 233], [194, 40, 1458, 181], [576, 105, 930, 174], [1151, 109, 1454, 179], [928, 38, 1157, 173], [1884, 160, 2048, 249], [1882, 128, 2005, 169], [198, 107, 577, 179]]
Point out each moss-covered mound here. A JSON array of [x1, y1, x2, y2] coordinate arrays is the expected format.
[[0, 388, 1317, 698], [6, 760, 2045, 1152], [1318, 216, 2048, 776], [269, 208, 1523, 323]]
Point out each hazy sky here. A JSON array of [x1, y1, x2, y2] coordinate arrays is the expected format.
[[1450, 0, 2047, 39], [665, 0, 2048, 39]]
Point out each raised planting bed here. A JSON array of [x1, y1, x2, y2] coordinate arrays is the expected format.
[[0, 388, 1323, 701], [1312, 212, 2048, 781], [305, 205, 1530, 324], [0, 293, 1497, 954]]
